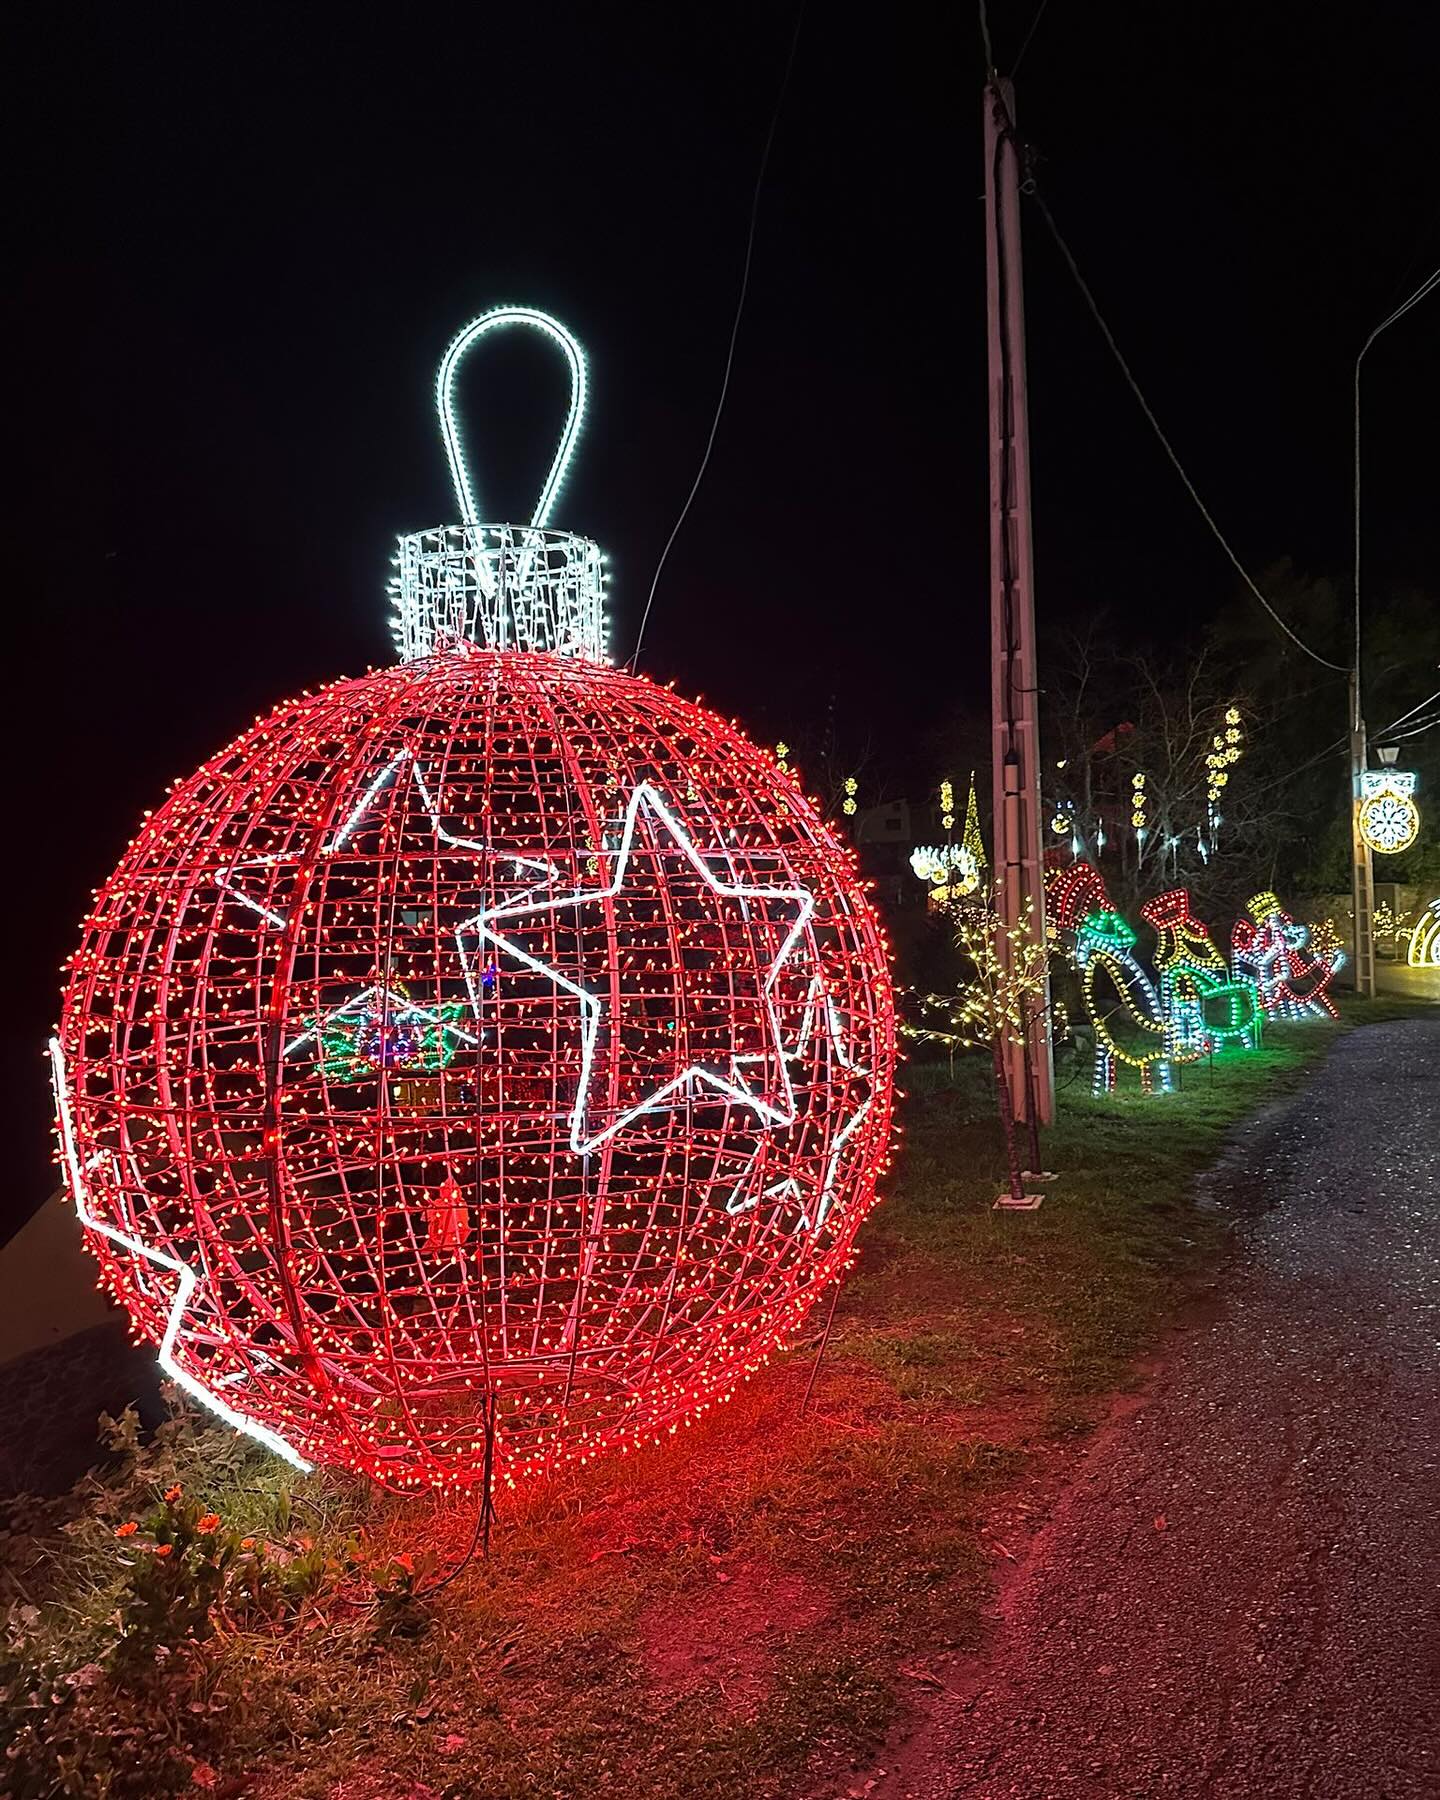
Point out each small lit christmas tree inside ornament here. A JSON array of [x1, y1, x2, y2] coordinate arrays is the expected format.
[[51, 307, 897, 1491]]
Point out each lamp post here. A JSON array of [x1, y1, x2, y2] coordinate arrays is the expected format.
[[1351, 265, 1439, 996]]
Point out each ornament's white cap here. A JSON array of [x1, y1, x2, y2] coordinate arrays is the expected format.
[[389, 523, 608, 661], [390, 306, 609, 662]]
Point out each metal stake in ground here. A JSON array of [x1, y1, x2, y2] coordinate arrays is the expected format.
[[800, 1280, 844, 1416]]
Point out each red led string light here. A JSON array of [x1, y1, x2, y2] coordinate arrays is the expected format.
[[56, 645, 896, 1491]]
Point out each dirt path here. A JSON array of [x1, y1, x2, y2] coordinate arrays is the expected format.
[[873, 1018, 1440, 1799]]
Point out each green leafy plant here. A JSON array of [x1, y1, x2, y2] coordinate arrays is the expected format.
[[368, 1549, 439, 1639]]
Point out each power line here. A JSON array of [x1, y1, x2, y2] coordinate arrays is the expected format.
[[1377, 204, 1440, 317], [1246, 734, 1349, 801], [1382, 712, 1440, 745], [1012, 0, 1051, 74], [977, 0, 994, 70], [1355, 263, 1440, 698], [629, 2, 806, 670], [1026, 186, 1351, 675], [1368, 264, 1440, 341], [1377, 684, 1440, 739]]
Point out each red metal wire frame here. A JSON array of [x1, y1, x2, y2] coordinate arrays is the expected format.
[[57, 646, 897, 1492]]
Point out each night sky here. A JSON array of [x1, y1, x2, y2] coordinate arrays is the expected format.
[[7, 1, 1438, 1227]]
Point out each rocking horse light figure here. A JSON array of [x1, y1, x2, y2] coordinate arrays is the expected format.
[[1048, 863, 1171, 1097], [1072, 911, 1173, 1097], [1231, 891, 1342, 1021], [1141, 889, 1262, 1060]]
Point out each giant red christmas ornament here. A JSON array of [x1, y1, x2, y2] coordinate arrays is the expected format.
[[52, 309, 897, 1491]]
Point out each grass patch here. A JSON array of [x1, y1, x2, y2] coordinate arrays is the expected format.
[[3, 997, 1428, 1798]]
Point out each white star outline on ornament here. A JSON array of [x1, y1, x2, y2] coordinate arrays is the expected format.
[[48, 1037, 313, 1471], [220, 750, 561, 1061], [463, 783, 862, 1161], [717, 972, 873, 1232], [221, 750, 560, 926], [64, 751, 563, 1475]]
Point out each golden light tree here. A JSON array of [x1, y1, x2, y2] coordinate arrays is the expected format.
[[906, 897, 1051, 1205]]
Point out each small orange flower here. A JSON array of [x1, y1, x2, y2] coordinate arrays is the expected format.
[[239, 1537, 257, 1552], [115, 1521, 139, 1539], [163, 1484, 182, 1503], [197, 1513, 221, 1532], [393, 1552, 414, 1574], [153, 1543, 173, 1557]]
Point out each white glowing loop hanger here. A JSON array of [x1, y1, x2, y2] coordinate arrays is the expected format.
[[391, 306, 603, 660], [436, 305, 588, 533]]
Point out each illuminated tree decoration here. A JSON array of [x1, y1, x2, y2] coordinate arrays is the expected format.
[[842, 775, 858, 817], [1372, 900, 1408, 949], [1357, 769, 1420, 855], [1140, 889, 1261, 1060], [904, 901, 1050, 1204], [909, 844, 980, 908], [1306, 916, 1344, 963], [303, 981, 476, 1083], [1231, 890, 1342, 1021], [1131, 771, 1148, 840], [1048, 863, 1170, 1096], [939, 778, 956, 835], [1205, 704, 1246, 839], [51, 307, 897, 1493], [960, 772, 988, 882], [1408, 900, 1440, 968]]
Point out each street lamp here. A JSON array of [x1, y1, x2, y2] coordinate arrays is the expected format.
[[1350, 263, 1440, 997]]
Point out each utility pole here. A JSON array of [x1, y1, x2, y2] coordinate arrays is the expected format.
[[1348, 672, 1376, 997], [1350, 263, 1438, 996], [1351, 340, 1377, 998], [984, 74, 1054, 1125]]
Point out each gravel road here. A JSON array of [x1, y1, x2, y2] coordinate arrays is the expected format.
[[880, 1017, 1440, 1799]]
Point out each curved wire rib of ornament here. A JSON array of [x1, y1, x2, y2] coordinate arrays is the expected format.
[[59, 655, 894, 1487]]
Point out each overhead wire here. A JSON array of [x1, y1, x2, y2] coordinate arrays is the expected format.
[[1381, 712, 1440, 745], [1365, 264, 1440, 341], [1376, 685, 1440, 739], [629, 2, 806, 670], [1355, 262, 1440, 712], [977, 0, 994, 70], [1244, 734, 1349, 802], [1012, 0, 1050, 75], [1024, 185, 1351, 674]]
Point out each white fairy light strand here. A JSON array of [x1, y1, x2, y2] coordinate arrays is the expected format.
[[436, 306, 588, 531]]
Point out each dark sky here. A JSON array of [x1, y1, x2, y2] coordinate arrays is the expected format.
[[6, 1, 1438, 1225]]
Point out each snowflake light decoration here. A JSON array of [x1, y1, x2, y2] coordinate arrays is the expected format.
[[52, 308, 897, 1492], [1357, 769, 1420, 856]]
